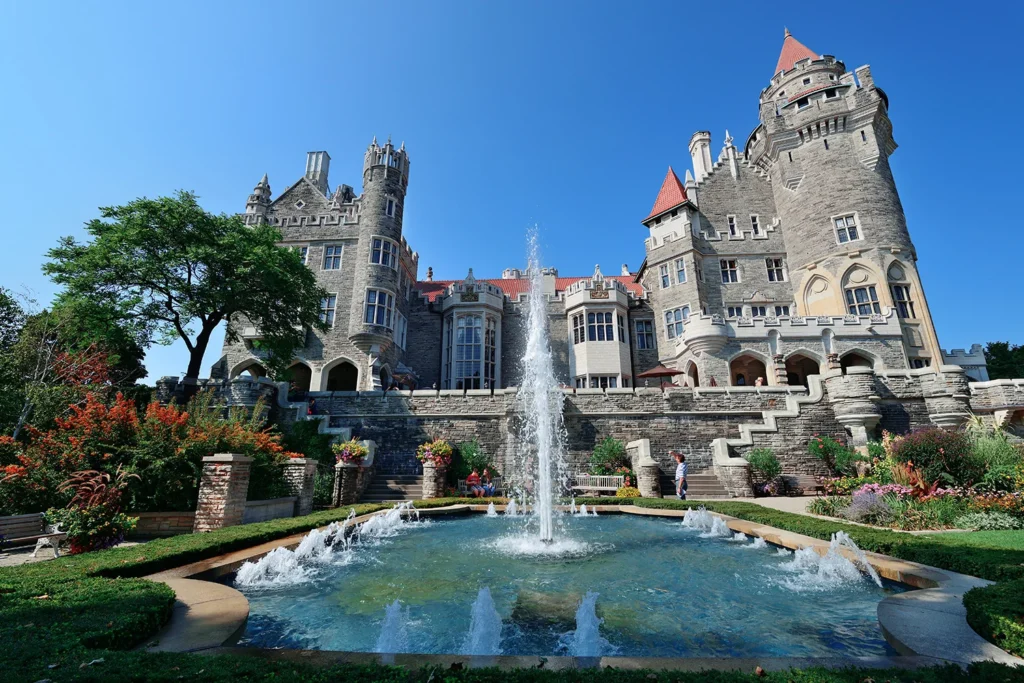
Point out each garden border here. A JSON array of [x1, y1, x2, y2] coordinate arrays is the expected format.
[[149, 503, 1023, 669]]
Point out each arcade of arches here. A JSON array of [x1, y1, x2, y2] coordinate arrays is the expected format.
[[730, 355, 769, 386], [785, 354, 820, 388]]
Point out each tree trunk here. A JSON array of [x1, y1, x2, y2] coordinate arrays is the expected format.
[[182, 324, 217, 398]]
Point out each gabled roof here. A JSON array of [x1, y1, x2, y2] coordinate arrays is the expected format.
[[415, 275, 645, 303], [644, 167, 689, 222], [775, 29, 819, 76]]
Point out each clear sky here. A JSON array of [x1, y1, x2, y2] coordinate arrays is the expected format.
[[1, 0, 1021, 381]]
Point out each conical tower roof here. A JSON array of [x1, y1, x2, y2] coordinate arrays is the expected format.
[[645, 167, 689, 222], [775, 28, 819, 75]]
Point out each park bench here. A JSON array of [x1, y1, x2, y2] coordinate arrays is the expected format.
[[781, 474, 825, 496], [571, 474, 625, 494], [0, 513, 66, 557], [457, 476, 505, 496]]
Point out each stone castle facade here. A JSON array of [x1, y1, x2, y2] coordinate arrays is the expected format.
[[213, 31, 988, 394]]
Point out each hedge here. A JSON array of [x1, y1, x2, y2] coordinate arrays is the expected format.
[[2, 496, 1023, 681], [965, 580, 1024, 660]]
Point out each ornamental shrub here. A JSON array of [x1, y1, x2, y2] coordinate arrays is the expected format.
[[890, 427, 983, 487], [746, 448, 781, 484], [615, 486, 641, 498], [45, 468, 139, 554], [332, 438, 368, 465], [283, 418, 335, 463], [589, 437, 630, 475], [451, 439, 500, 482], [808, 435, 866, 476], [807, 495, 851, 517], [955, 511, 1024, 531], [839, 491, 896, 526]]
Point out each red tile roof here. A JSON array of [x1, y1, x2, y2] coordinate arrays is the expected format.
[[415, 275, 645, 303], [644, 167, 689, 222], [775, 30, 818, 76]]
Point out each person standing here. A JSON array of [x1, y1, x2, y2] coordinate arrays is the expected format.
[[671, 451, 688, 500]]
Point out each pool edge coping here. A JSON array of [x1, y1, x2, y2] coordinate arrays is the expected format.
[[143, 503, 1024, 668]]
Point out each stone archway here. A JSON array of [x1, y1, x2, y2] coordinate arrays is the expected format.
[[285, 362, 312, 394], [685, 361, 700, 388], [230, 359, 267, 379], [785, 353, 821, 388], [730, 354, 768, 386], [324, 361, 359, 391], [840, 351, 873, 374]]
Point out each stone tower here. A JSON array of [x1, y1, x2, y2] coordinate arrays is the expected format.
[[346, 137, 412, 362], [747, 30, 941, 367]]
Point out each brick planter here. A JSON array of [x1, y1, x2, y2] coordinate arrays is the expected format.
[[421, 461, 446, 499], [282, 458, 319, 517]]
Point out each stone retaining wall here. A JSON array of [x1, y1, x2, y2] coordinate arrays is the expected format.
[[242, 497, 298, 524], [130, 511, 196, 537]]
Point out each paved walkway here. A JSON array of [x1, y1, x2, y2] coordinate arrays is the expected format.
[[740, 496, 815, 514]]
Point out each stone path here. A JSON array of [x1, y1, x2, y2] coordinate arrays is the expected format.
[[0, 541, 143, 567]]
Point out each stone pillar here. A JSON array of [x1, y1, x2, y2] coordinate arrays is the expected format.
[[335, 463, 360, 505], [626, 438, 661, 498], [283, 458, 319, 517], [824, 367, 881, 455], [421, 461, 446, 499], [193, 454, 252, 532], [772, 354, 788, 385], [710, 438, 754, 497], [923, 366, 973, 428], [825, 353, 841, 372]]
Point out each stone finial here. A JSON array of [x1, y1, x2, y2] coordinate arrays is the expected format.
[[464, 267, 477, 284], [592, 263, 604, 281], [784, 27, 791, 37], [684, 169, 694, 183], [426, 266, 433, 281], [724, 129, 734, 147], [621, 263, 630, 276], [372, 135, 378, 145]]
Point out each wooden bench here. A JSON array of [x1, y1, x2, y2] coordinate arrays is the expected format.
[[571, 474, 625, 493], [781, 475, 825, 496], [457, 477, 504, 497], [0, 513, 66, 557]]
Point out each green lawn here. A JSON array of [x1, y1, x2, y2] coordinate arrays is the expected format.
[[917, 530, 1024, 551]]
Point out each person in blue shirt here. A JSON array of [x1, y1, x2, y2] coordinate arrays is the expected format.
[[672, 450, 688, 500]]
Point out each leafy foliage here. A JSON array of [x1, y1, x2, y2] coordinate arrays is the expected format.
[[890, 427, 984, 487], [43, 191, 328, 381], [746, 448, 781, 483], [332, 438, 369, 464], [983, 341, 1024, 381], [956, 512, 1024, 531], [283, 418, 335, 463], [451, 439, 499, 482], [588, 437, 630, 475], [0, 390, 293, 515], [807, 435, 866, 476], [416, 438, 453, 467]]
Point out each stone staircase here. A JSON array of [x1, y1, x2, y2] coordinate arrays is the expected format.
[[658, 472, 731, 499], [361, 474, 423, 503]]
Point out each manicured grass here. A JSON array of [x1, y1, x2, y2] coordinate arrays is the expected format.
[[2, 495, 1023, 681]]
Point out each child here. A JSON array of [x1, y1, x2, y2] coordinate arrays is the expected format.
[[672, 450, 688, 500]]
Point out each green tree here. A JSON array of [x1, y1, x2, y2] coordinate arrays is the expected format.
[[984, 342, 1024, 380], [0, 288, 26, 431], [44, 191, 328, 389]]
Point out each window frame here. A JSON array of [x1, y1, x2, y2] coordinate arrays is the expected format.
[[289, 245, 309, 265], [674, 258, 687, 284], [664, 305, 690, 340], [369, 235, 399, 270], [587, 310, 614, 342], [750, 215, 761, 236], [635, 319, 654, 349], [322, 244, 343, 270], [750, 305, 767, 318], [320, 294, 337, 327], [726, 306, 743, 318], [364, 288, 396, 328], [774, 305, 791, 316], [385, 197, 396, 218], [659, 264, 671, 289], [890, 284, 917, 319], [765, 257, 786, 282], [720, 259, 739, 284], [832, 213, 863, 244], [844, 285, 881, 316], [727, 215, 737, 237]]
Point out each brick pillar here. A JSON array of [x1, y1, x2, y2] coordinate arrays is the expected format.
[[421, 461, 446, 499], [335, 463, 360, 505], [772, 354, 788, 385], [193, 454, 252, 532], [283, 458, 319, 517]]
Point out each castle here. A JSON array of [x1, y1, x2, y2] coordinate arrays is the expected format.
[[214, 30, 989, 394]]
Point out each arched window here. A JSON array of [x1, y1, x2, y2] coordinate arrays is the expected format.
[[325, 361, 358, 391], [730, 354, 768, 386]]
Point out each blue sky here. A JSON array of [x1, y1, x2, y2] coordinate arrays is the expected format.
[[1, 0, 1021, 381]]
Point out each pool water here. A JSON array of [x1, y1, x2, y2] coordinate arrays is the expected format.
[[236, 514, 904, 658]]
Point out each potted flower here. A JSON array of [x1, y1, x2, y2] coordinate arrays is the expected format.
[[416, 438, 453, 468], [333, 439, 369, 466]]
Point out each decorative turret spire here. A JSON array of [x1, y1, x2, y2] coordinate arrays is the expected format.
[[245, 173, 271, 217], [775, 29, 818, 75], [644, 167, 689, 223]]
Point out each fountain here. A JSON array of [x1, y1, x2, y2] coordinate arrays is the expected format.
[[514, 232, 568, 544], [565, 591, 611, 657], [462, 587, 503, 655], [375, 599, 409, 654], [504, 499, 519, 516], [486, 502, 498, 517]]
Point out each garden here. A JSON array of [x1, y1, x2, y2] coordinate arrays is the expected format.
[[740, 419, 1024, 533]]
